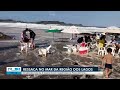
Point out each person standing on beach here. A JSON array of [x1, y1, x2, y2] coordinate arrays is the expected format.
[[21, 28, 36, 49], [29, 29, 36, 49], [21, 28, 30, 43], [102, 48, 114, 79], [96, 34, 100, 41], [98, 35, 106, 48]]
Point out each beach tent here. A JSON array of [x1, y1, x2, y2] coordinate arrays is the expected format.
[[46, 29, 62, 40], [104, 26, 120, 34]]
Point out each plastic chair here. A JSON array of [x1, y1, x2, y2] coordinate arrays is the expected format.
[[38, 45, 52, 57], [46, 45, 52, 53], [98, 47, 107, 56], [38, 48, 47, 57], [63, 46, 73, 54], [20, 40, 32, 53], [78, 42, 89, 55], [71, 46, 77, 53], [20, 42, 28, 53], [118, 49, 120, 56], [108, 47, 115, 56]]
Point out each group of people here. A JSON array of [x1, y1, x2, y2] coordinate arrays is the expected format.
[[94, 33, 120, 79], [77, 35, 92, 44], [96, 33, 120, 53], [70, 34, 93, 55], [20, 29, 120, 79], [72, 33, 120, 79]]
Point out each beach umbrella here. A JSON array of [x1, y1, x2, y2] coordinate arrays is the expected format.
[[104, 26, 120, 34], [61, 26, 81, 38], [46, 29, 62, 40], [61, 26, 80, 34], [83, 27, 106, 33]]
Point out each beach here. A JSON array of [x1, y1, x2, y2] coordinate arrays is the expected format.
[[0, 26, 120, 79]]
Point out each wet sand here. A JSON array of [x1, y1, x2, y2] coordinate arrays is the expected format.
[[0, 27, 120, 79]]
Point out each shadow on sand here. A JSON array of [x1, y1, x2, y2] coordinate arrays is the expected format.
[[0, 59, 22, 66], [0, 45, 18, 51], [0, 42, 50, 51]]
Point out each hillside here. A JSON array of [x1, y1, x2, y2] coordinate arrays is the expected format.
[[35, 21, 83, 26], [0, 19, 25, 23], [0, 19, 83, 26]]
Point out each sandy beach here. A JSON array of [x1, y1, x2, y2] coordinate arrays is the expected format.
[[0, 26, 120, 79]]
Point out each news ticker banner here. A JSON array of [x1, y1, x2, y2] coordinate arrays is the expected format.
[[6, 67, 103, 75]]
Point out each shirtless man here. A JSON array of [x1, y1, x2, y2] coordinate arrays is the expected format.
[[102, 48, 114, 79]]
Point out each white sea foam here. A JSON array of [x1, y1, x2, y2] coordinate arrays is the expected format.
[[0, 22, 68, 30], [0, 22, 107, 32]]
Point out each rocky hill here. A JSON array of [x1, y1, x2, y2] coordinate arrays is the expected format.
[[35, 21, 83, 26], [0, 19, 83, 26]]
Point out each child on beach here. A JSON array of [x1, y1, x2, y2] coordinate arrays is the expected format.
[[102, 48, 114, 79]]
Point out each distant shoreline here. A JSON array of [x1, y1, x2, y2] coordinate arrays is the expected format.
[[0, 19, 107, 28]]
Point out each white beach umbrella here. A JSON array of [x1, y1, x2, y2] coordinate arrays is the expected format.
[[61, 26, 81, 38], [77, 27, 105, 33], [84, 27, 106, 33], [61, 26, 81, 34], [104, 26, 120, 34]]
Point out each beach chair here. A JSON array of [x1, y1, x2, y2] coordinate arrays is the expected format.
[[90, 42, 98, 51], [110, 47, 116, 56], [78, 42, 89, 55], [118, 49, 120, 56], [98, 47, 107, 56], [71, 45, 77, 54], [63, 45, 73, 54], [38, 45, 52, 57], [46, 45, 52, 53], [78, 47, 89, 55], [20, 42, 28, 53], [20, 41, 32, 53]]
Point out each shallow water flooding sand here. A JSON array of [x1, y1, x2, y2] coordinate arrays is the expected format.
[[0, 27, 120, 79]]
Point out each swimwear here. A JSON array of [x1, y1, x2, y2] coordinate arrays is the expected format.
[[105, 63, 112, 69]]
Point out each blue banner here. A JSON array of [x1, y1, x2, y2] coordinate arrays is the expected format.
[[21, 67, 99, 72]]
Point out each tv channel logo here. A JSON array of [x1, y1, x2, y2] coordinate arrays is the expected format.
[[6, 67, 21, 75], [6, 67, 21, 72]]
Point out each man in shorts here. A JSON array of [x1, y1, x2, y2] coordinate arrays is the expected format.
[[102, 48, 114, 79]]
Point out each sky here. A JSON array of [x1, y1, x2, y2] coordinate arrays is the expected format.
[[0, 11, 120, 27]]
